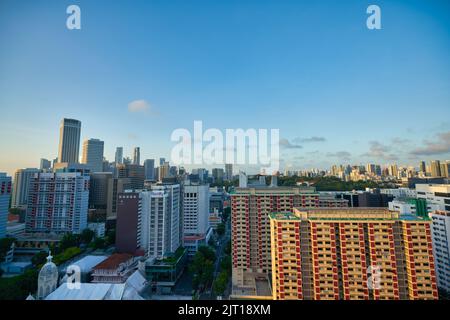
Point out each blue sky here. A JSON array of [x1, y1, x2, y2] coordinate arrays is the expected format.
[[0, 0, 449, 175]]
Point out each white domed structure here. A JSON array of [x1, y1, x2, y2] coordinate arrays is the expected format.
[[37, 252, 59, 300]]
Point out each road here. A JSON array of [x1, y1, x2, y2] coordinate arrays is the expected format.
[[205, 216, 231, 300]]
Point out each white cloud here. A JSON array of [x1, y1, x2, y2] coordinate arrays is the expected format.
[[128, 99, 158, 115]]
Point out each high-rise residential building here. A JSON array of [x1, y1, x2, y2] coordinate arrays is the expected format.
[[26, 172, 89, 234], [58, 118, 81, 163], [144, 159, 155, 181], [11, 168, 41, 208], [428, 210, 450, 293], [183, 182, 211, 257], [231, 184, 319, 292], [269, 208, 438, 300], [53, 162, 91, 177], [133, 147, 140, 165], [81, 138, 104, 173], [40, 158, 51, 171], [225, 163, 233, 181], [115, 147, 123, 165], [117, 164, 145, 190], [430, 160, 442, 177], [0, 173, 12, 238], [318, 194, 349, 207], [416, 184, 450, 293]]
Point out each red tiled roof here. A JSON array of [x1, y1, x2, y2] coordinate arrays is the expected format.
[[183, 235, 205, 241], [8, 214, 19, 222], [92, 253, 133, 270]]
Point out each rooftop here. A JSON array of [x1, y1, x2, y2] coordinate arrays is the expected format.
[[92, 253, 133, 270], [269, 207, 430, 222]]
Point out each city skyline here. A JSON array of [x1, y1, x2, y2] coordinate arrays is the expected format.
[[1, 0, 450, 175], [1, 115, 450, 176]]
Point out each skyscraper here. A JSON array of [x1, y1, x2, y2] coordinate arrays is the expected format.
[[269, 208, 438, 300], [158, 162, 170, 181], [144, 159, 155, 181], [159, 158, 166, 166], [115, 147, 123, 165], [133, 147, 140, 165], [11, 168, 41, 208], [81, 138, 104, 173], [225, 163, 233, 181], [212, 168, 224, 183], [57, 118, 81, 163], [430, 160, 442, 177], [440, 161, 450, 178], [0, 173, 12, 238], [26, 172, 89, 234], [419, 161, 426, 174], [40, 158, 51, 171], [116, 164, 145, 190]]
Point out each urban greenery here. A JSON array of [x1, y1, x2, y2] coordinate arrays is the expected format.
[[216, 223, 225, 236], [189, 245, 216, 292], [0, 237, 16, 262], [0, 269, 38, 300], [278, 176, 394, 191], [52, 247, 82, 265]]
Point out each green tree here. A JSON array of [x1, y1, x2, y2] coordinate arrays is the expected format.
[[105, 229, 116, 246], [60, 233, 80, 251], [189, 246, 216, 291], [216, 223, 225, 236], [53, 247, 82, 265], [31, 251, 48, 267], [213, 271, 228, 295], [90, 237, 106, 250], [224, 240, 231, 256], [220, 255, 232, 275], [197, 245, 216, 262], [0, 269, 38, 300], [80, 229, 95, 244], [222, 207, 231, 222], [0, 238, 16, 261]]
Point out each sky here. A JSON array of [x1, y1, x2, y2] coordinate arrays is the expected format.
[[0, 0, 449, 176]]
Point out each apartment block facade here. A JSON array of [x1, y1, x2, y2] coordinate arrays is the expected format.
[[0, 173, 12, 238], [416, 184, 450, 293], [26, 172, 90, 234], [230, 186, 319, 289], [11, 168, 41, 208], [269, 208, 438, 300]]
